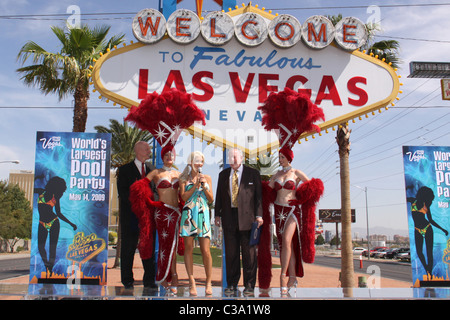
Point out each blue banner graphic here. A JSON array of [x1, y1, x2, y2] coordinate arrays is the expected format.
[[29, 131, 111, 286], [402, 145, 450, 288]]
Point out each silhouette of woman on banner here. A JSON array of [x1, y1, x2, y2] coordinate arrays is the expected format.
[[35, 176, 77, 275], [409, 186, 448, 279]]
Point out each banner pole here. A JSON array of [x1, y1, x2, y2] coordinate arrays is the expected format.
[[222, 148, 229, 289]]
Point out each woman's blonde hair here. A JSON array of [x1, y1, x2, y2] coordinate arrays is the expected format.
[[179, 151, 205, 182]]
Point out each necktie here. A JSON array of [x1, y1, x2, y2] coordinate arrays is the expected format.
[[141, 162, 146, 178], [232, 170, 239, 207]]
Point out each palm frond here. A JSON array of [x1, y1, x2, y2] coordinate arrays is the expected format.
[[51, 26, 69, 48], [17, 24, 126, 131], [17, 41, 49, 65], [95, 119, 153, 168], [367, 40, 402, 68], [325, 14, 401, 69]]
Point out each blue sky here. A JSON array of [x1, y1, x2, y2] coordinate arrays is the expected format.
[[1, 0, 449, 237]]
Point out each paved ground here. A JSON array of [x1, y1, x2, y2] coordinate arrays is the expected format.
[[97, 253, 410, 289]]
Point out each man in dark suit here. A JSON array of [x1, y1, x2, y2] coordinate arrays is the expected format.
[[117, 141, 157, 289], [215, 148, 263, 296]]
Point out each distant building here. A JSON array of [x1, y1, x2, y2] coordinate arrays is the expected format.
[[324, 230, 333, 243], [393, 234, 410, 245], [8, 170, 34, 205], [369, 234, 388, 243]]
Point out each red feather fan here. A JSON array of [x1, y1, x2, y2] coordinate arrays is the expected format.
[[125, 88, 206, 150], [129, 178, 158, 260], [291, 178, 325, 263], [258, 87, 325, 149]]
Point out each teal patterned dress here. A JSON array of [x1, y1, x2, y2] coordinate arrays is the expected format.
[[180, 182, 211, 238]]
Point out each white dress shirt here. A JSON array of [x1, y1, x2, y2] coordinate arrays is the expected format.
[[134, 158, 146, 177]]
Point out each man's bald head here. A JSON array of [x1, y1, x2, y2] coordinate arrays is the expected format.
[[134, 141, 151, 162]]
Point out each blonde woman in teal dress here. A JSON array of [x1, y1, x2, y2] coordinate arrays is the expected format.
[[179, 151, 214, 296]]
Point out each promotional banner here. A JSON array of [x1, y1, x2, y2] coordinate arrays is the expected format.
[[29, 131, 111, 286], [402, 145, 450, 287]]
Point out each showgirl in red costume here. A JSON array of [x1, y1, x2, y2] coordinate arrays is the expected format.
[[258, 88, 325, 296], [125, 88, 206, 293]]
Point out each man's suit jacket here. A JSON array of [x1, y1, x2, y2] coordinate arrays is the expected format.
[[117, 160, 156, 233], [215, 165, 262, 231]]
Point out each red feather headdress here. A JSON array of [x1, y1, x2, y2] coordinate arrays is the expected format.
[[258, 87, 325, 157], [125, 88, 206, 154]]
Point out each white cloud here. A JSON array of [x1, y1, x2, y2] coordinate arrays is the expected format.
[[380, 5, 450, 64]]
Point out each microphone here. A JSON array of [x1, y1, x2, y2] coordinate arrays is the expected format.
[[198, 167, 204, 187]]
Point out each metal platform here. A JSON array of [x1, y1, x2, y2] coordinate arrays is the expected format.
[[1, 283, 450, 300]]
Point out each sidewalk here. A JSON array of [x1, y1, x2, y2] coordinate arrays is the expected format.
[[0, 252, 411, 290], [101, 254, 411, 289]]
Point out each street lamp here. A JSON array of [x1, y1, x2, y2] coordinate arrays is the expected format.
[[353, 185, 370, 260], [0, 160, 20, 164]]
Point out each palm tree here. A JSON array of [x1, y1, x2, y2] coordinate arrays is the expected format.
[[94, 119, 154, 169], [245, 151, 280, 181], [95, 119, 153, 268], [17, 24, 125, 132], [366, 40, 401, 69], [336, 124, 354, 289], [327, 14, 401, 69], [327, 15, 401, 290]]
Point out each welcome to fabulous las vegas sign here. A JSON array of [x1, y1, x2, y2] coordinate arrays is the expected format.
[[91, 4, 400, 158]]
